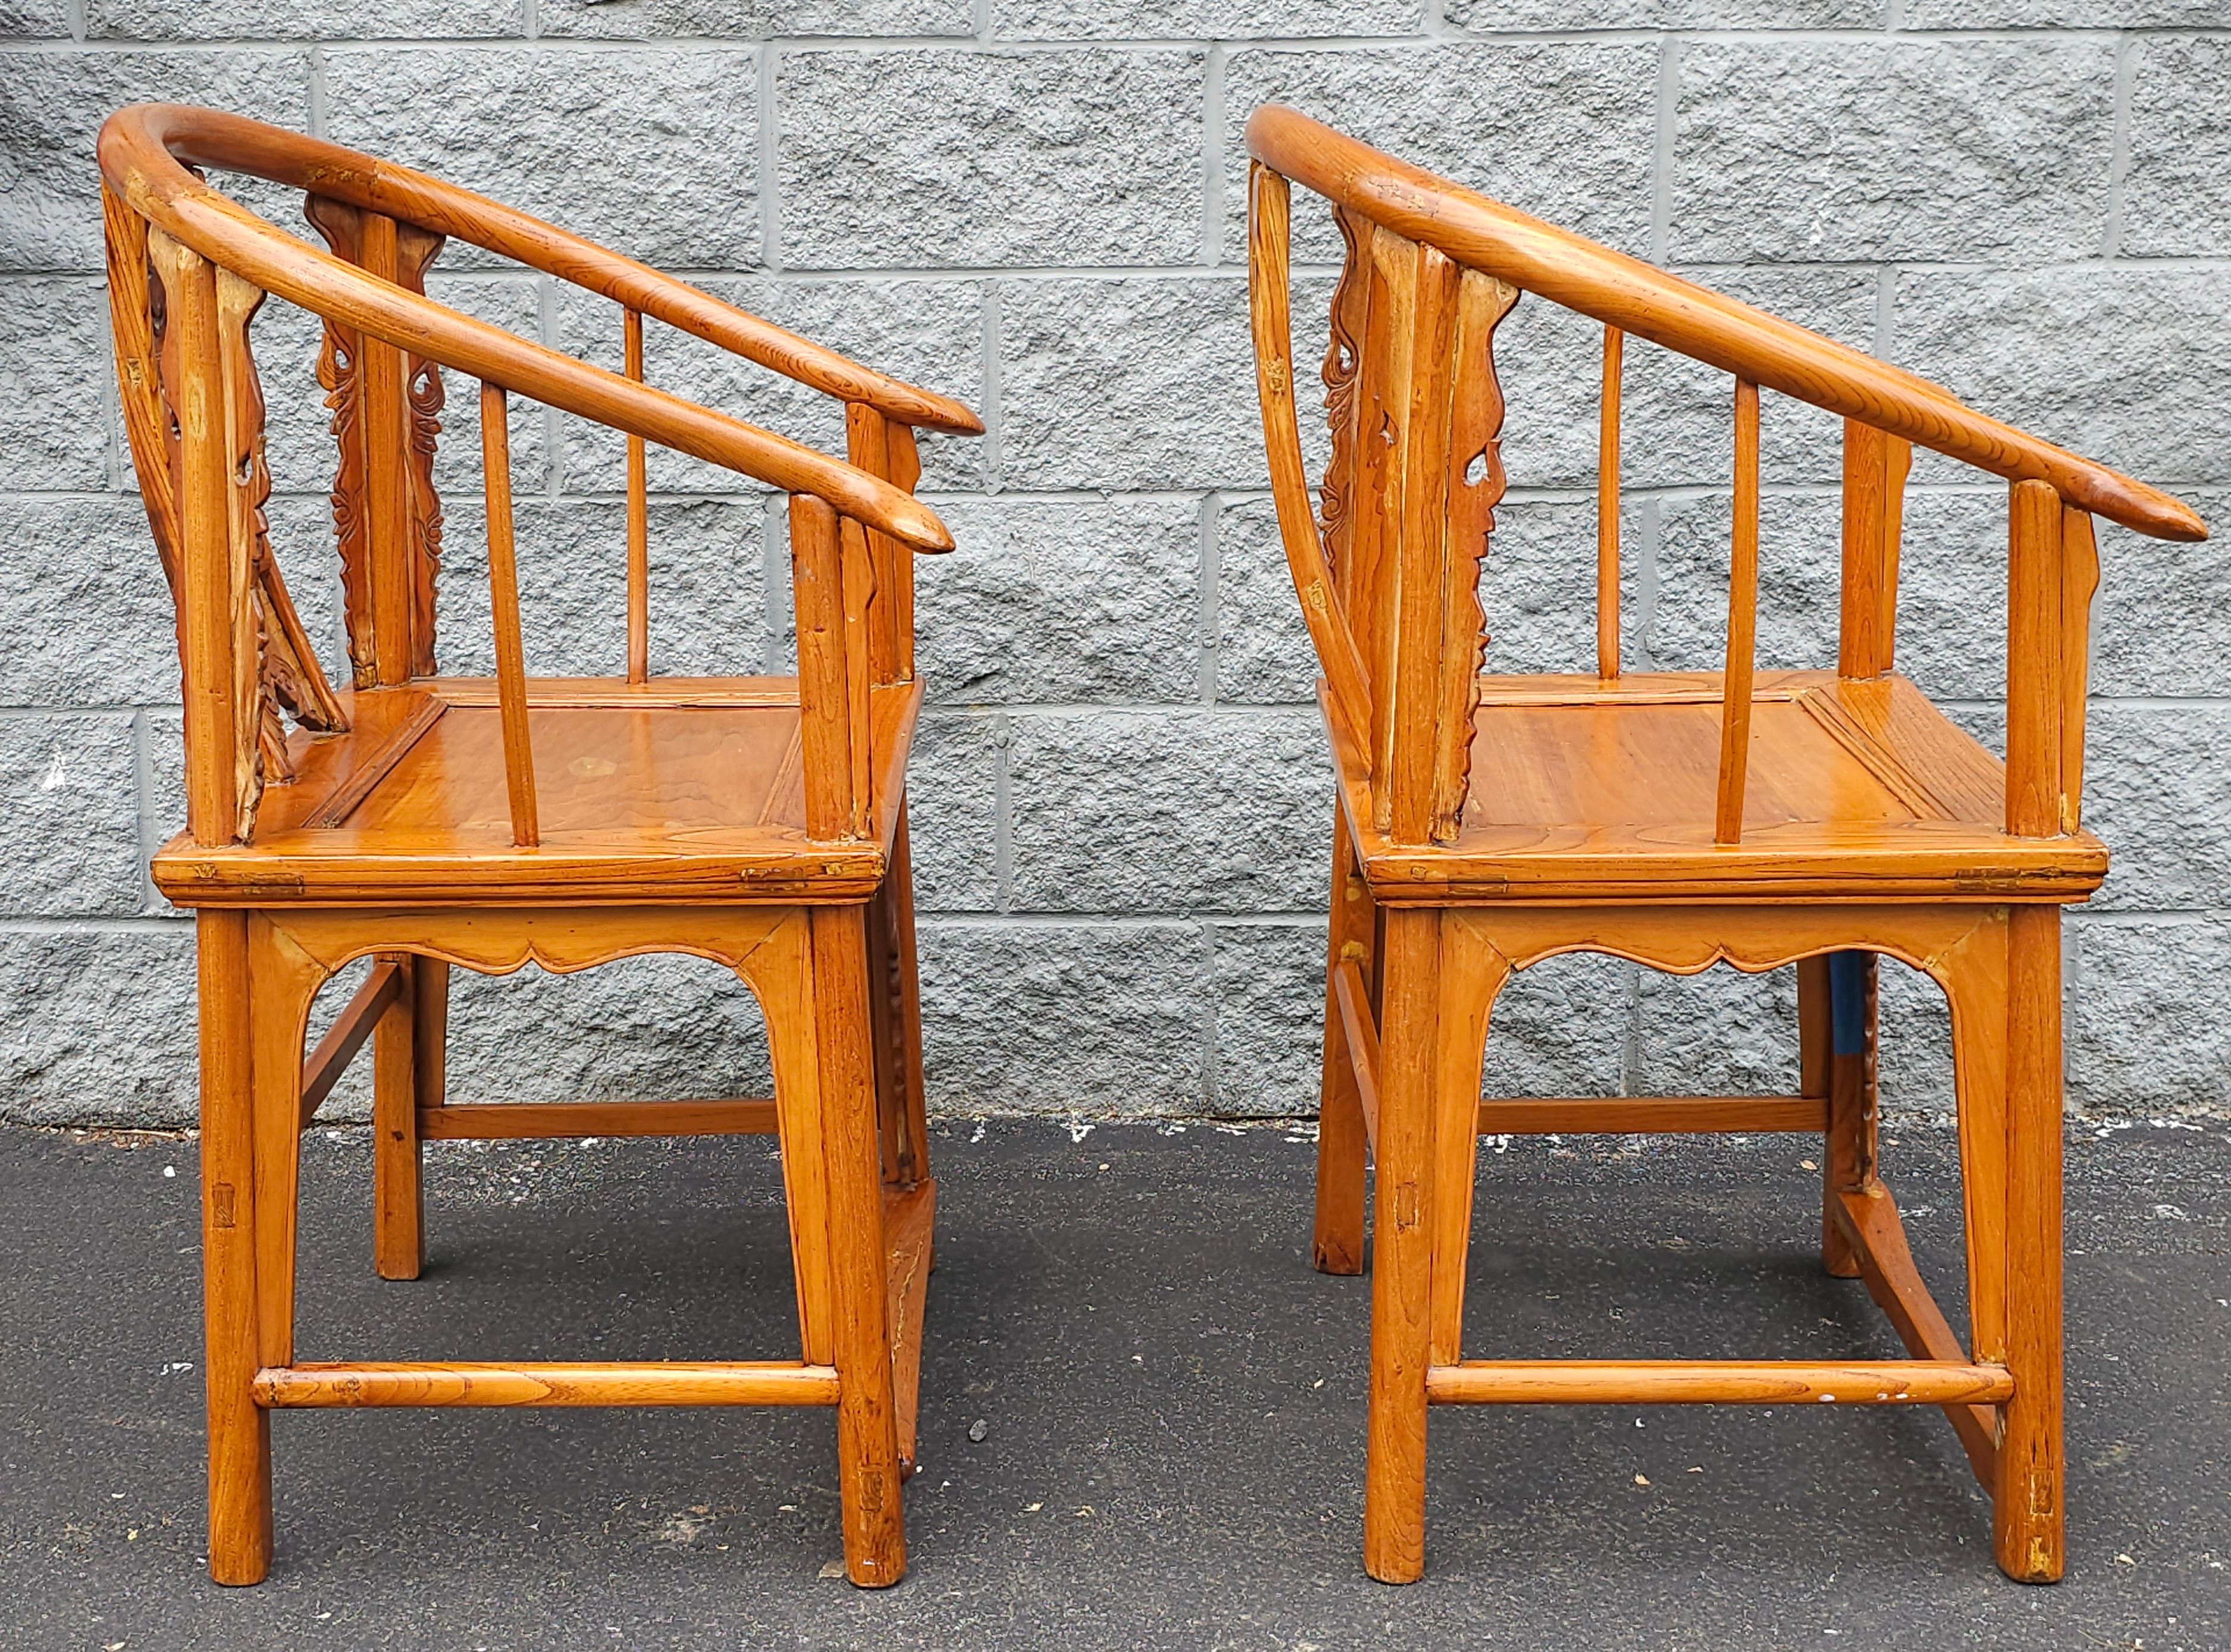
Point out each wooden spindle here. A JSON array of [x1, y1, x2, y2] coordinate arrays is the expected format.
[[2058, 505, 2099, 832], [1597, 324, 1622, 680], [623, 306, 649, 684], [1713, 378, 1760, 845], [478, 381, 538, 847], [789, 493, 869, 841]]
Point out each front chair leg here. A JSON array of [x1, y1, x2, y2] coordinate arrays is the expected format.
[[1996, 905, 2065, 1582], [811, 905, 907, 1588], [1362, 908, 1440, 1584]]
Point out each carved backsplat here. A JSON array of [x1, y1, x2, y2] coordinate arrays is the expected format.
[[129, 223, 347, 839], [305, 196, 447, 686], [1333, 217, 1519, 845], [1318, 204, 1373, 585]]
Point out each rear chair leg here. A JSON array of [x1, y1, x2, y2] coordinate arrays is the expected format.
[[1314, 806, 1373, 1276], [1812, 952, 1879, 1278], [373, 954, 446, 1280], [1997, 906, 2065, 1583]]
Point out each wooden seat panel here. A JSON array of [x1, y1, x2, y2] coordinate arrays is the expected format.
[[1338, 673, 2108, 901], [152, 679, 920, 906]]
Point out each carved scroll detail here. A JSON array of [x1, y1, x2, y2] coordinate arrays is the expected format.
[[306, 198, 447, 684], [104, 186, 186, 661], [1434, 271, 1521, 842], [1318, 205, 1372, 584]]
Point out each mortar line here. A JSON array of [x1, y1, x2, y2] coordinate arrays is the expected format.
[[1650, 33, 1678, 265], [2105, 30, 2136, 258], [992, 710, 1013, 914], [1198, 490, 1221, 704], [980, 281, 1004, 493], [1201, 44, 1227, 267], [1199, 919, 1221, 1115], [759, 43, 781, 273]]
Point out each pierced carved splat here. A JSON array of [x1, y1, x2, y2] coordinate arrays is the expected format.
[[137, 226, 347, 840], [1433, 269, 1520, 840], [306, 196, 447, 685], [1319, 205, 1373, 587]]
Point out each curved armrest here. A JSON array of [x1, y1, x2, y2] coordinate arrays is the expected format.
[[102, 104, 981, 438], [101, 107, 953, 554], [1249, 105, 2203, 544]]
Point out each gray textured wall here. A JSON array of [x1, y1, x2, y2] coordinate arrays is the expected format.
[[2, 3, 2225, 1129]]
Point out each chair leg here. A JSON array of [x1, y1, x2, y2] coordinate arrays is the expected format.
[[1363, 907, 1440, 1584], [1997, 904, 2065, 1583], [870, 807, 930, 1191], [1817, 952, 1879, 1279], [811, 905, 907, 1588], [198, 910, 270, 1586], [1314, 807, 1373, 1276], [373, 954, 443, 1281]]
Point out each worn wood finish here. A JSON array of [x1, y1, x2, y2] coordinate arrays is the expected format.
[[1313, 806, 1375, 1275], [1714, 379, 1762, 844], [623, 306, 650, 684], [103, 105, 973, 1590], [1245, 115, 2187, 1586], [418, 1098, 778, 1139], [255, 1361, 840, 1408], [1474, 1095, 1825, 1134], [1597, 325, 1622, 679], [478, 381, 539, 848], [1426, 1360, 2013, 1406]]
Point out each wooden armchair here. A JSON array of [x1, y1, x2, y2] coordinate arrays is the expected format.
[[98, 103, 983, 1588], [1245, 107, 2205, 1585]]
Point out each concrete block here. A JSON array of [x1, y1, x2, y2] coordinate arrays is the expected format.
[[1209, 920, 1324, 1118], [1646, 490, 1841, 674], [1676, 39, 2113, 264], [903, 710, 1003, 913], [0, 496, 181, 706], [88, 0, 521, 39], [2090, 491, 2231, 697], [324, 47, 759, 271], [778, 49, 1205, 269], [1451, 0, 1878, 23], [434, 494, 766, 678], [1635, 963, 1798, 1099], [2070, 915, 2231, 1117], [999, 277, 1257, 490], [0, 0, 71, 37], [0, 49, 311, 272], [540, 0, 973, 36], [0, 926, 200, 1127], [556, 278, 986, 495], [0, 713, 145, 917], [1892, 265, 2231, 488], [1007, 710, 1331, 913], [917, 919, 1208, 1117], [917, 496, 1202, 706], [1, 279, 112, 489], [996, 0, 1422, 36], [2125, 35, 2231, 256], [2079, 704, 2231, 913], [1481, 951, 1631, 1101]]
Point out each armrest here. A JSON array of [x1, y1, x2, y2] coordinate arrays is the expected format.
[[103, 119, 952, 553]]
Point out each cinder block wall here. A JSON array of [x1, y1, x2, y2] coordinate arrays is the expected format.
[[3, 4, 2224, 1127]]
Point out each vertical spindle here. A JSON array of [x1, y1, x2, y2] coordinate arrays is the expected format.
[[623, 307, 649, 684], [1597, 324, 1622, 681], [1713, 378, 1760, 846], [479, 381, 538, 847]]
